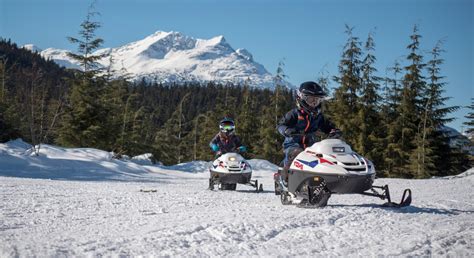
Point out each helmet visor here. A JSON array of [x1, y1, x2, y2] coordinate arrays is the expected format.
[[301, 94, 324, 108], [220, 121, 235, 133], [221, 124, 234, 131]]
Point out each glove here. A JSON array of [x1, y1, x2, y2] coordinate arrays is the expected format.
[[284, 128, 297, 137], [328, 129, 342, 139], [238, 146, 247, 153], [211, 144, 219, 152]]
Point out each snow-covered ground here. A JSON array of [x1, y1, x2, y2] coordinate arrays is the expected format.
[[0, 140, 473, 257]]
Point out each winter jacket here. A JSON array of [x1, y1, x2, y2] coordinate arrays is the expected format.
[[209, 133, 243, 154], [277, 108, 336, 149]]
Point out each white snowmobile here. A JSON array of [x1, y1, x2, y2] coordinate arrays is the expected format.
[[274, 139, 412, 208], [209, 152, 263, 192]]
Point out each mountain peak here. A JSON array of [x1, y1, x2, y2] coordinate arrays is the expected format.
[[22, 44, 42, 52], [208, 35, 226, 45], [37, 30, 294, 88]]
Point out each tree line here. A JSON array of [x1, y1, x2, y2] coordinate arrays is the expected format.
[[0, 13, 471, 178]]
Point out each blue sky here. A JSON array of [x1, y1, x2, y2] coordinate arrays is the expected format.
[[1, 0, 472, 132]]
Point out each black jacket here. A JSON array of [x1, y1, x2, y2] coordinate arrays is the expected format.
[[277, 108, 335, 149]]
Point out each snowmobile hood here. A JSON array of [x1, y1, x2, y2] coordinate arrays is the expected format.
[[210, 153, 252, 174], [216, 153, 246, 163], [291, 139, 375, 177], [308, 139, 352, 154]]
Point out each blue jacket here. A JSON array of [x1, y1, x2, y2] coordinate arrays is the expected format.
[[277, 108, 336, 149]]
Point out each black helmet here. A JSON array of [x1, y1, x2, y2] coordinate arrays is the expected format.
[[296, 81, 326, 113], [219, 117, 235, 136]]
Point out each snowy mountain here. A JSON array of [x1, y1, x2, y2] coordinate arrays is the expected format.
[[0, 139, 473, 256], [441, 125, 474, 155], [25, 31, 289, 88]]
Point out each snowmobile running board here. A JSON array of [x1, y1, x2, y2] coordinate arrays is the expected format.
[[361, 185, 412, 208]]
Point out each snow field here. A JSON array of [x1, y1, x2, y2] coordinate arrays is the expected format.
[[0, 140, 472, 256]]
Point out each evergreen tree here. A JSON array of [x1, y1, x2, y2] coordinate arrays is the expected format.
[[356, 32, 383, 168], [154, 93, 191, 165], [57, 4, 108, 149], [463, 99, 474, 136], [256, 104, 285, 164], [254, 61, 291, 164], [101, 79, 137, 155], [381, 61, 404, 176], [236, 85, 259, 158], [331, 25, 363, 146], [57, 78, 109, 149], [402, 25, 427, 178], [0, 101, 17, 142], [424, 41, 466, 176], [194, 110, 220, 161], [66, 2, 106, 77], [316, 65, 331, 96], [273, 59, 288, 125]]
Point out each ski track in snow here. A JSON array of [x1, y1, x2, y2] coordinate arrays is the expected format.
[[1, 169, 473, 257]]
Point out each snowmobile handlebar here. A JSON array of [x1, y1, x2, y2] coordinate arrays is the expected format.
[[286, 131, 343, 140]]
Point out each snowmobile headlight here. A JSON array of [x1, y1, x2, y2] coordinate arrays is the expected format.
[[229, 157, 236, 161], [332, 147, 345, 153]]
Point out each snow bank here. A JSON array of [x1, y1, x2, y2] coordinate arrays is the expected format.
[[0, 138, 31, 154], [441, 167, 474, 179], [161, 160, 211, 173], [0, 139, 159, 182], [248, 159, 279, 171], [130, 153, 156, 166]]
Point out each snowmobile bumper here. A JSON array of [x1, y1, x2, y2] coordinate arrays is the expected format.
[[209, 171, 252, 184], [288, 169, 375, 194]]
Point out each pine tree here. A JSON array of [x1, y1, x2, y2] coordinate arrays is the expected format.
[[0, 56, 10, 103], [101, 79, 140, 156], [402, 25, 427, 178], [465, 99, 474, 136], [0, 101, 16, 142], [66, 2, 106, 77], [316, 65, 331, 96], [424, 41, 466, 176], [57, 78, 109, 149], [256, 104, 285, 164], [357, 32, 383, 172], [382, 61, 404, 177], [194, 110, 220, 161], [154, 93, 191, 165], [253, 61, 291, 164], [57, 4, 108, 149], [273, 59, 288, 125], [331, 25, 363, 146], [236, 85, 259, 158]]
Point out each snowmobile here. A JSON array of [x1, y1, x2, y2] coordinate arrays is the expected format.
[[274, 139, 412, 208], [209, 152, 263, 192]]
